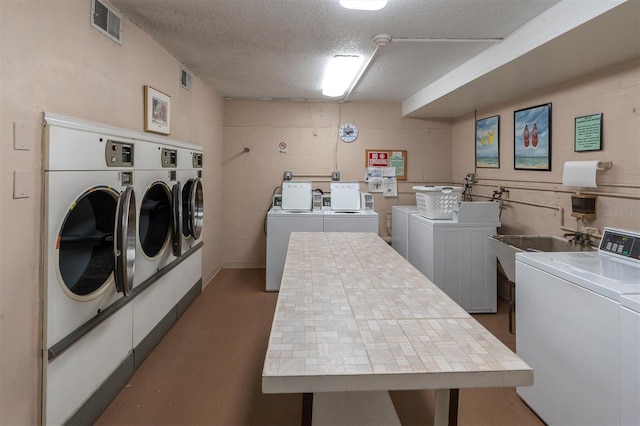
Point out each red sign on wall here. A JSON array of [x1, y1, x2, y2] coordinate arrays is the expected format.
[[367, 151, 389, 167]]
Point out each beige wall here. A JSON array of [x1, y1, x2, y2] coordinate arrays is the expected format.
[[452, 59, 640, 237], [1, 1, 638, 423], [0, 1, 223, 424], [222, 101, 453, 267]]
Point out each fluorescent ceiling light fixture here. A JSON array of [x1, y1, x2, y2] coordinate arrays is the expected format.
[[339, 0, 388, 11], [321, 55, 363, 97]]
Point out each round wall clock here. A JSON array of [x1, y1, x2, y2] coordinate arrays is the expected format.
[[338, 123, 358, 143]]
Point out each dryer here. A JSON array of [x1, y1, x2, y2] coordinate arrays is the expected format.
[[176, 144, 204, 255], [43, 114, 136, 425], [173, 144, 204, 305], [131, 140, 183, 352], [132, 139, 180, 288], [43, 114, 136, 349]]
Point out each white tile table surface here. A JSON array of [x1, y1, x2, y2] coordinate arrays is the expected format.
[[262, 232, 532, 421]]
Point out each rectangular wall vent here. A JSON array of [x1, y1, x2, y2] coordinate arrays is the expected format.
[[180, 67, 193, 91], [91, 0, 122, 44]]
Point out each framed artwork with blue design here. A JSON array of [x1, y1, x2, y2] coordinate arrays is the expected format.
[[475, 115, 500, 168], [514, 103, 551, 171]]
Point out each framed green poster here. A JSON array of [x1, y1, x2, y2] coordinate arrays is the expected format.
[[575, 113, 603, 152]]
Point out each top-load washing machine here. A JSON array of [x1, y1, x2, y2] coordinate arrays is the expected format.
[[391, 205, 417, 259], [43, 113, 137, 425], [132, 139, 181, 289], [516, 227, 640, 425]]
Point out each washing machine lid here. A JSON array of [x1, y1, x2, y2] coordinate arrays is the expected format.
[[114, 186, 136, 296], [517, 251, 640, 302], [621, 294, 640, 313]]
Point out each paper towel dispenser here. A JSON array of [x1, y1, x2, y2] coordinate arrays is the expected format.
[[571, 194, 596, 219]]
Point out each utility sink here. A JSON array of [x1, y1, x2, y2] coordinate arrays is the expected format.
[[488, 235, 595, 334], [488, 235, 594, 283]]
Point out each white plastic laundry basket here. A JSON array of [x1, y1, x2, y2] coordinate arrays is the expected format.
[[413, 186, 463, 219]]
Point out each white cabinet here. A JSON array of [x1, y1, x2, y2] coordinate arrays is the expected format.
[[516, 261, 621, 426], [407, 215, 498, 313]]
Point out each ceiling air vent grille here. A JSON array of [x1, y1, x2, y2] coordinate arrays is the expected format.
[[180, 67, 192, 91], [91, 0, 122, 44]]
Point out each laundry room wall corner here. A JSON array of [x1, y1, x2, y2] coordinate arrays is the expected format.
[[0, 1, 224, 424]]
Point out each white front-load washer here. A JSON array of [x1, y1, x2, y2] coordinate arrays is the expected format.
[[43, 114, 136, 425]]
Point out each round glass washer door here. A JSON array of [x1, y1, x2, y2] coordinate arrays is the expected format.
[[139, 181, 172, 258], [182, 178, 203, 240], [57, 185, 136, 301]]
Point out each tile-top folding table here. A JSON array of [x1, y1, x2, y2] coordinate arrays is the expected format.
[[262, 232, 533, 426]]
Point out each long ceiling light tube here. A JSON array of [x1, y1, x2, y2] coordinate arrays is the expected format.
[[340, 33, 390, 103], [391, 37, 502, 43], [340, 45, 380, 103], [321, 55, 363, 97], [339, 0, 388, 11]]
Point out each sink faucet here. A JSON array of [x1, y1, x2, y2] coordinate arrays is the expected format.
[[563, 231, 593, 248], [491, 186, 509, 202]]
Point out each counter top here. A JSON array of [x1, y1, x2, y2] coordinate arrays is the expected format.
[[262, 232, 532, 394]]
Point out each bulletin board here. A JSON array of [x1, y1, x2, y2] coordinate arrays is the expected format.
[[365, 149, 407, 181]]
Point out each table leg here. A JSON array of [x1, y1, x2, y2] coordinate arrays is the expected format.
[[449, 389, 459, 426], [509, 280, 515, 334], [301, 393, 313, 426], [434, 389, 459, 426]]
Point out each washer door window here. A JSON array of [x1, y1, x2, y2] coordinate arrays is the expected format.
[[182, 178, 203, 240], [57, 185, 136, 300], [139, 181, 172, 258]]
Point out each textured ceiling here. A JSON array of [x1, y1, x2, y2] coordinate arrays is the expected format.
[[110, 0, 561, 104]]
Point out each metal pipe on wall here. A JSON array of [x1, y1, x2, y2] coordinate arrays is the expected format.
[[474, 181, 640, 200]]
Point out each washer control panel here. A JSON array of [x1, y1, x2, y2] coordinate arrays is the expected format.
[[599, 227, 640, 262], [106, 140, 134, 167], [161, 148, 177, 168], [193, 152, 203, 168]]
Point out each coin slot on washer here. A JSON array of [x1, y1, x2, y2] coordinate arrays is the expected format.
[[161, 148, 178, 168]]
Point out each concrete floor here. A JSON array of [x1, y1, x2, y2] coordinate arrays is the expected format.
[[96, 268, 543, 425]]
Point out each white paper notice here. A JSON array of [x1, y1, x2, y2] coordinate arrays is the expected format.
[[383, 177, 397, 197], [368, 177, 384, 192]]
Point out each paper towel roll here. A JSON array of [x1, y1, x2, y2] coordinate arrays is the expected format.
[[562, 161, 601, 187]]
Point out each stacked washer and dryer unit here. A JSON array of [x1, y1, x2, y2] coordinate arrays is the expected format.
[[42, 114, 204, 424]]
